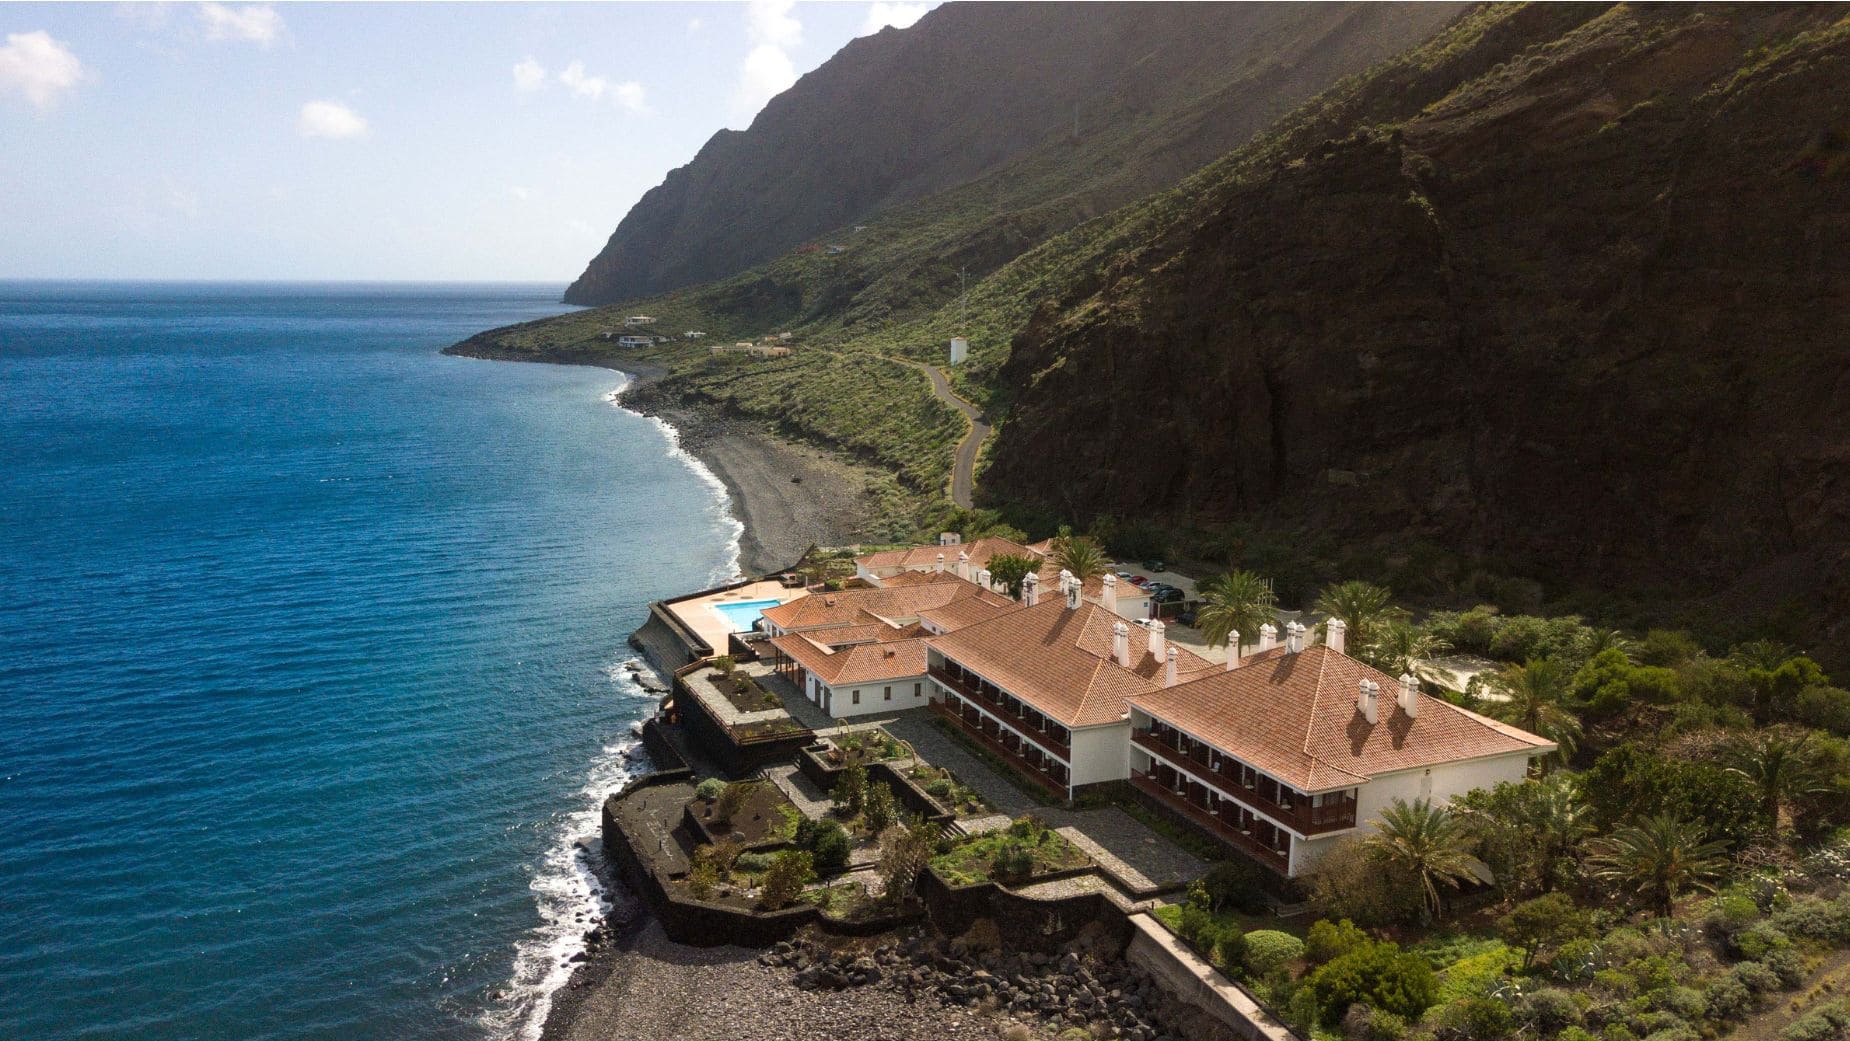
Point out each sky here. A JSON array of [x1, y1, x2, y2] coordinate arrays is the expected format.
[[0, 1, 938, 281]]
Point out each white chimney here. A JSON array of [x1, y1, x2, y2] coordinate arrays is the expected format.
[[1359, 679, 1379, 724], [956, 550, 970, 581], [1225, 631, 1241, 671], [1165, 646, 1179, 687], [1326, 617, 1347, 655], [976, 567, 991, 592], [1258, 623, 1278, 653], [1147, 619, 1166, 661], [1022, 572, 1039, 607], [935, 552, 945, 574], [1286, 621, 1306, 654], [1065, 571, 1081, 610], [1400, 672, 1419, 717], [1101, 573, 1118, 615], [1112, 622, 1131, 667]]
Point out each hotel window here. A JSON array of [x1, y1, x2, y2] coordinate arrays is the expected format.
[[884, 686, 892, 701], [852, 690, 861, 705], [913, 682, 921, 697]]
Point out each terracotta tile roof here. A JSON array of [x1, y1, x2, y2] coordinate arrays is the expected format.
[[1131, 644, 1554, 793], [927, 599, 1218, 729], [917, 592, 1019, 632], [770, 633, 929, 686], [856, 536, 1042, 573], [761, 575, 1002, 632], [880, 570, 944, 587]]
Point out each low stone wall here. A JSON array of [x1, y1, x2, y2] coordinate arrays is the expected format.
[[640, 717, 689, 775], [631, 604, 707, 674], [673, 666, 813, 777], [917, 867, 1132, 953], [797, 747, 956, 828], [1124, 914, 1302, 1041]]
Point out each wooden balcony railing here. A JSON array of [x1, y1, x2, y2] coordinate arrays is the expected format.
[[1131, 730, 1356, 834], [929, 665, 1070, 757], [929, 701, 1067, 796], [1130, 771, 1289, 874]]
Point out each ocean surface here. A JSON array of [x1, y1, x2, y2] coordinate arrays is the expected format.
[[0, 283, 740, 1041]]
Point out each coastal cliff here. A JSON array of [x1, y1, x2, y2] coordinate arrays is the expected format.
[[983, 3, 1850, 639], [562, 1, 1467, 308]]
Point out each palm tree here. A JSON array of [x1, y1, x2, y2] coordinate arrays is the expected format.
[[1362, 619, 1450, 677], [1048, 533, 1109, 581], [1721, 727, 1833, 833], [1488, 657, 1582, 770], [1530, 774, 1595, 892], [1314, 580, 1396, 649], [1365, 798, 1478, 920], [1195, 569, 1276, 652], [1586, 814, 1728, 918]]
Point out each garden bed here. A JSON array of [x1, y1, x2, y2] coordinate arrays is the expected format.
[[929, 817, 1091, 887], [687, 779, 800, 848], [712, 667, 782, 713]]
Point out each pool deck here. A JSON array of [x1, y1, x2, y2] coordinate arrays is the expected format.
[[661, 579, 807, 658]]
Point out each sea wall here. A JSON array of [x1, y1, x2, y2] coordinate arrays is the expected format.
[[1123, 914, 1302, 1041]]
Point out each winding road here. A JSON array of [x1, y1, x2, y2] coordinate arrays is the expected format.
[[880, 355, 990, 508]]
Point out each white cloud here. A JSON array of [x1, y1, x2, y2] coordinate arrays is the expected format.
[[512, 56, 545, 91], [197, 3, 284, 46], [0, 31, 84, 109], [687, 17, 704, 35], [748, 0, 802, 49], [732, 0, 803, 124], [861, 2, 929, 35], [558, 60, 648, 113], [297, 99, 368, 139]]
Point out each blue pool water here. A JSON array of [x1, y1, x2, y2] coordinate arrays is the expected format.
[[0, 282, 741, 1041], [711, 598, 784, 631]]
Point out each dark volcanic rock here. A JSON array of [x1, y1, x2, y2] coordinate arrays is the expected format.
[[984, 4, 1850, 649]]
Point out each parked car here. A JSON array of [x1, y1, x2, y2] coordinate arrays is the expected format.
[[1127, 576, 1149, 587], [1115, 570, 1134, 580], [1133, 618, 1156, 630], [1177, 610, 1198, 627], [1142, 560, 1166, 572], [1152, 588, 1185, 604]]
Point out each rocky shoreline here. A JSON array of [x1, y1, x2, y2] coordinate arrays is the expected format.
[[443, 344, 870, 575], [539, 914, 1210, 1041]]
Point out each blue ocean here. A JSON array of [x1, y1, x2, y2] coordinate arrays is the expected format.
[[0, 283, 739, 1041]]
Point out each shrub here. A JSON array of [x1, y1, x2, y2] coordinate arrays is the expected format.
[[1557, 1029, 1599, 1041], [1307, 919, 1372, 966], [863, 781, 897, 835], [694, 777, 726, 801], [1309, 941, 1438, 1026], [1779, 1000, 1850, 1041], [734, 851, 776, 873], [1198, 859, 1271, 915], [1733, 922, 1791, 961], [794, 818, 852, 876], [1242, 930, 1305, 978], [1425, 998, 1513, 1041], [1762, 944, 1807, 988], [1438, 944, 1521, 1003], [759, 850, 813, 909], [686, 860, 718, 899], [1201, 921, 1246, 974], [714, 780, 757, 823], [1307, 838, 1421, 926], [832, 762, 868, 817], [1771, 894, 1850, 944], [1339, 1005, 1408, 1041], [1177, 902, 1215, 947], [1649, 986, 1706, 1022], [989, 841, 1034, 882], [1728, 960, 1779, 995], [1703, 974, 1754, 1021], [1703, 892, 1759, 939], [925, 778, 954, 800], [1514, 987, 1583, 1033], [1500, 892, 1594, 969], [1639, 1027, 1699, 1041]]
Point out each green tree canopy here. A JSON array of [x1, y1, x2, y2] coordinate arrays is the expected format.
[[1196, 568, 1277, 652]]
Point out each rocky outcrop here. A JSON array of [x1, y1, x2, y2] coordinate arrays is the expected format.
[[563, 2, 1466, 306], [985, 5, 1850, 640]]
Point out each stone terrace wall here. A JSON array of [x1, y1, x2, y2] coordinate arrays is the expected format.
[[917, 867, 1132, 953]]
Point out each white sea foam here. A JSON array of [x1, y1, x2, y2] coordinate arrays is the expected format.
[[601, 382, 743, 585], [479, 661, 658, 1041]]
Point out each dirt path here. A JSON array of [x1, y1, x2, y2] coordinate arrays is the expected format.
[[877, 355, 989, 508]]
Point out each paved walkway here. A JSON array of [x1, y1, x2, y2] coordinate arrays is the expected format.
[[884, 709, 1204, 898]]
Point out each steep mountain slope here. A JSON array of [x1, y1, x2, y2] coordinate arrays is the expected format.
[[562, 1, 1466, 307], [982, 4, 1850, 639]]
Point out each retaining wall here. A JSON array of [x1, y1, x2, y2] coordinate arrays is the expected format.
[[1124, 914, 1302, 1041], [916, 867, 1132, 953]]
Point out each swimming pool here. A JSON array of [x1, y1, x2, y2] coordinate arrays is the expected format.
[[710, 598, 783, 632]]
